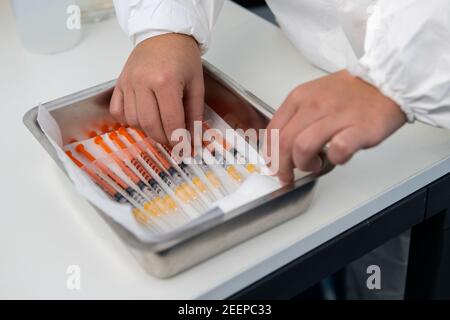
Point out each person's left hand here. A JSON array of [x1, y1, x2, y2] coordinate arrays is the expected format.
[[266, 70, 407, 185]]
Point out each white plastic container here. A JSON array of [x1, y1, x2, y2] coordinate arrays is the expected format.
[[11, 0, 82, 54]]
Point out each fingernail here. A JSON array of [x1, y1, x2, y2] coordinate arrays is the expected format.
[[260, 166, 275, 176]]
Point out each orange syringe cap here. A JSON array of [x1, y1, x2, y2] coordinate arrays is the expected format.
[[118, 127, 136, 144], [75, 144, 96, 162], [132, 128, 171, 169], [109, 131, 127, 149], [88, 131, 98, 139], [94, 135, 113, 154], [65, 151, 84, 168]]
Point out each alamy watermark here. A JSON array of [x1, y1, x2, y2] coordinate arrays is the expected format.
[[168, 121, 280, 175], [366, 265, 381, 290], [66, 5, 81, 30], [66, 265, 81, 290]]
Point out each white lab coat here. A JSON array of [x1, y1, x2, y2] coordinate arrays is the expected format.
[[113, 0, 450, 299], [113, 0, 450, 129]]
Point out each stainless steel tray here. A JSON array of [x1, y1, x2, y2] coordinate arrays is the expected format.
[[23, 61, 333, 278]]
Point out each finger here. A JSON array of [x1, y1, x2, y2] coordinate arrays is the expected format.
[[327, 126, 369, 165], [265, 90, 302, 159], [278, 107, 327, 161], [155, 84, 186, 146], [135, 88, 168, 144], [123, 89, 139, 127], [276, 108, 326, 183], [292, 116, 348, 172], [184, 76, 205, 141], [267, 88, 305, 132], [109, 87, 126, 124]]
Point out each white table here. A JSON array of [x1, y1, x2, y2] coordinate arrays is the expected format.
[[1, 0, 450, 299]]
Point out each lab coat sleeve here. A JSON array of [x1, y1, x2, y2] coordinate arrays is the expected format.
[[348, 0, 450, 128], [113, 0, 224, 52]]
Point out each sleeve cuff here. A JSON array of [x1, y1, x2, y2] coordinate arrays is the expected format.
[[127, 2, 210, 53], [134, 30, 172, 47], [133, 29, 207, 53], [347, 62, 415, 123]]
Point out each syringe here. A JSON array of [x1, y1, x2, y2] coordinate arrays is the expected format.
[[77, 143, 185, 229], [108, 131, 182, 216], [157, 143, 217, 203], [65, 151, 125, 203], [203, 122, 259, 174], [202, 139, 244, 184], [191, 147, 228, 197], [93, 135, 155, 196], [90, 167, 176, 232], [75, 144, 149, 209], [132, 129, 200, 183], [93, 134, 189, 222], [118, 127, 208, 211]]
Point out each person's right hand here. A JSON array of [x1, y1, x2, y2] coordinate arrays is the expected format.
[[110, 33, 204, 145]]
